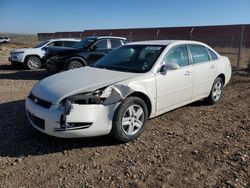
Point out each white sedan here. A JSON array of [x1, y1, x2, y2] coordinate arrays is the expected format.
[[25, 40, 231, 142]]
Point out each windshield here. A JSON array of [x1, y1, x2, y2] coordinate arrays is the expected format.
[[33, 41, 49, 48], [73, 38, 95, 49], [94, 45, 165, 73]]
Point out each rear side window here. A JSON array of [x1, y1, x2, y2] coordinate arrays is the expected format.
[[189, 45, 210, 64], [208, 48, 218, 60], [111, 39, 122, 49]]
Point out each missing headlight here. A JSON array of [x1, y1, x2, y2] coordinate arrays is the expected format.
[[70, 93, 104, 105]]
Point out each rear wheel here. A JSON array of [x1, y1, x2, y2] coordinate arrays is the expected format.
[[111, 97, 148, 142], [67, 60, 84, 70], [26, 56, 41, 70], [205, 77, 223, 105]]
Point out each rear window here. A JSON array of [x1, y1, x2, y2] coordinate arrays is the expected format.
[[189, 45, 210, 64]]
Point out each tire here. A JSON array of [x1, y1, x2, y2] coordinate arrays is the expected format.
[[26, 56, 42, 70], [67, 60, 84, 70], [111, 97, 148, 142], [205, 77, 224, 105]]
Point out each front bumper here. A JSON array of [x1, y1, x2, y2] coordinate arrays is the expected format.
[[9, 53, 24, 64], [25, 98, 118, 138], [45, 57, 67, 72], [45, 58, 60, 72]]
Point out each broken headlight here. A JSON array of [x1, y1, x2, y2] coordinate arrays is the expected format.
[[58, 86, 113, 109]]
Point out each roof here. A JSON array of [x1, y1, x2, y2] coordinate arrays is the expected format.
[[86, 36, 127, 40], [128, 40, 206, 46], [48, 38, 81, 42]]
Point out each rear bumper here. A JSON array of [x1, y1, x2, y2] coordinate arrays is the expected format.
[[25, 98, 117, 138]]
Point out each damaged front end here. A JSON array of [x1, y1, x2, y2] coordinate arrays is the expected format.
[[57, 86, 126, 131]]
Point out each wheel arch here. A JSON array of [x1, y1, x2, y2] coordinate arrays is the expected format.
[[24, 54, 42, 63], [127, 92, 152, 118], [217, 73, 225, 86], [66, 56, 87, 66]]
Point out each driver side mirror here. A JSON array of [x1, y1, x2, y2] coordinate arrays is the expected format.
[[160, 62, 180, 73]]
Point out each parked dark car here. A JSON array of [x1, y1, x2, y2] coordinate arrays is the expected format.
[[44, 36, 128, 73]]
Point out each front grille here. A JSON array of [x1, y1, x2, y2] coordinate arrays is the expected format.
[[27, 111, 45, 130], [28, 93, 52, 108]]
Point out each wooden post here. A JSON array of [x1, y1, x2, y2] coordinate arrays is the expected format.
[[190, 27, 195, 40], [129, 32, 133, 42], [156, 29, 160, 40], [237, 25, 244, 69]]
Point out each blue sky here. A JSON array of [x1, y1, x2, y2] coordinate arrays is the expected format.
[[0, 0, 249, 34]]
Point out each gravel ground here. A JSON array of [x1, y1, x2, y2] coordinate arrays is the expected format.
[[0, 44, 249, 188]]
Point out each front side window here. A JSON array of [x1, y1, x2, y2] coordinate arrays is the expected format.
[[189, 45, 210, 64], [73, 37, 95, 49], [54, 41, 62, 47], [94, 39, 108, 49], [94, 45, 165, 73], [164, 45, 189, 67]]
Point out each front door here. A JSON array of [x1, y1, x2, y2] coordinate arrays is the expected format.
[[156, 45, 193, 114], [88, 39, 110, 64]]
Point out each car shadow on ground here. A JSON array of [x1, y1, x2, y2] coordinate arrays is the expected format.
[[0, 100, 121, 158], [0, 65, 49, 80], [0, 64, 24, 70]]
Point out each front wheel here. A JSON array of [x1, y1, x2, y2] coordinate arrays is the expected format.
[[205, 77, 224, 105], [111, 97, 148, 142], [26, 56, 42, 70]]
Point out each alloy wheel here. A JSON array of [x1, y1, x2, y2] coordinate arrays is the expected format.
[[212, 81, 222, 101], [121, 104, 145, 135]]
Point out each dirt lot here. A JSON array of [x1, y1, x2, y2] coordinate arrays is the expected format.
[[0, 44, 249, 187]]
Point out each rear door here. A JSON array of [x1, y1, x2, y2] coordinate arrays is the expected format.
[[156, 45, 193, 114], [188, 44, 216, 100]]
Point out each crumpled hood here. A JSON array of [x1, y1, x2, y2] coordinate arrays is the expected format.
[[31, 66, 138, 104]]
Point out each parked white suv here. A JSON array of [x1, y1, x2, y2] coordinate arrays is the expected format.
[[9, 38, 80, 70], [26, 40, 231, 142]]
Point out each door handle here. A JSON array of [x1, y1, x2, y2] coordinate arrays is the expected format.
[[210, 65, 215, 69], [184, 70, 191, 76]]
